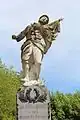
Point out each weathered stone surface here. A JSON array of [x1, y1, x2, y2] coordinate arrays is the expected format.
[[16, 85, 51, 120], [17, 103, 50, 120], [12, 15, 62, 86]]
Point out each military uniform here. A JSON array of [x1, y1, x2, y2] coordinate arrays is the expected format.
[[12, 16, 61, 85], [16, 23, 47, 81]]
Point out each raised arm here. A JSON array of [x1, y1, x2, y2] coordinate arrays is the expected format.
[[49, 18, 63, 32], [12, 25, 30, 42]]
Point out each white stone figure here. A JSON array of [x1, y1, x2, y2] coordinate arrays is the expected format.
[[12, 15, 63, 86]]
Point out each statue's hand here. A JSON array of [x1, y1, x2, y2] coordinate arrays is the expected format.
[[12, 35, 17, 39], [58, 18, 64, 22]]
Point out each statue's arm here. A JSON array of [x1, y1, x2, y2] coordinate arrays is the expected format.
[[12, 25, 30, 42], [49, 18, 63, 31]]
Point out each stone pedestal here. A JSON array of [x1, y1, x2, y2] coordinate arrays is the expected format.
[[16, 85, 51, 120]]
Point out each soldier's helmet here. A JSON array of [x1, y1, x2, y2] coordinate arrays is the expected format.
[[38, 15, 49, 25]]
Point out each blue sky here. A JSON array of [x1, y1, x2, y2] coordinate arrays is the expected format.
[[0, 0, 80, 93]]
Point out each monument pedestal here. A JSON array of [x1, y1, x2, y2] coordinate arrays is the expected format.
[[16, 85, 51, 120]]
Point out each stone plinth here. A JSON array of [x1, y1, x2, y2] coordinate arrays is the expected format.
[[16, 85, 51, 120]]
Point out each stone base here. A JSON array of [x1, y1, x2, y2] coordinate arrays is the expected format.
[[16, 85, 51, 120], [23, 80, 44, 86]]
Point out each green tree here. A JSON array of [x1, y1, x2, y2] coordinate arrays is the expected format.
[[51, 91, 80, 120], [0, 59, 20, 120]]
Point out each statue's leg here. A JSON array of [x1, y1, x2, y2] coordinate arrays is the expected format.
[[21, 60, 30, 81], [21, 45, 32, 82], [33, 46, 43, 81], [29, 56, 36, 81], [21, 59, 25, 78]]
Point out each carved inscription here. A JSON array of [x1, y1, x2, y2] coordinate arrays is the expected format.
[[18, 103, 48, 120]]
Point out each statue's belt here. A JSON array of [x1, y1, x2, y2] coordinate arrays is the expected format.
[[21, 38, 44, 53], [21, 39, 31, 51]]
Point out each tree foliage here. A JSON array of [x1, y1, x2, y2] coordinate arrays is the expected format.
[[0, 59, 20, 120], [51, 91, 80, 120]]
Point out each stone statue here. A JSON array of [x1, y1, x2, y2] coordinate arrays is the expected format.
[[12, 15, 63, 86]]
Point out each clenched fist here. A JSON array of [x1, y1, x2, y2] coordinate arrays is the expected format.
[[12, 35, 17, 39]]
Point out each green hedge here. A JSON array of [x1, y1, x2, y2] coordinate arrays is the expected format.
[[0, 59, 80, 120]]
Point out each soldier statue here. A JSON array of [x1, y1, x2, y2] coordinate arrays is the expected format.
[[12, 15, 63, 86]]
